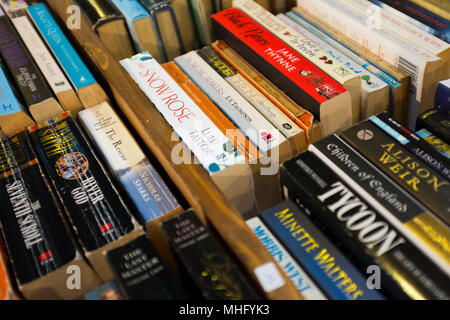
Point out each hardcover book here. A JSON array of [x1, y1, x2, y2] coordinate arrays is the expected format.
[[171, 0, 198, 51], [79, 101, 181, 224], [0, 0, 83, 115], [27, 3, 108, 108], [29, 113, 137, 253], [340, 120, 450, 225], [162, 209, 261, 300], [261, 199, 385, 300], [211, 40, 317, 143], [121, 52, 246, 174], [105, 234, 187, 299], [282, 150, 450, 299], [211, 7, 352, 137], [435, 79, 450, 113], [234, 0, 362, 125], [77, 0, 134, 61], [197, 46, 305, 154], [416, 109, 450, 144], [189, 0, 214, 46], [279, 12, 389, 121], [246, 216, 327, 300], [0, 7, 63, 122]]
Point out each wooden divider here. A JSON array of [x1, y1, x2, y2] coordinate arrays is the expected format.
[[44, 0, 302, 300]]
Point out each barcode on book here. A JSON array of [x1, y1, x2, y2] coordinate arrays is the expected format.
[[397, 56, 419, 89]]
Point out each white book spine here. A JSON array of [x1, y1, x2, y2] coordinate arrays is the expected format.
[[11, 15, 73, 95], [296, 0, 440, 102], [121, 52, 245, 174], [247, 217, 328, 300], [178, 51, 285, 153]]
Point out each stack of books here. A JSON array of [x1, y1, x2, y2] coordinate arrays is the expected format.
[[0, 0, 448, 301]]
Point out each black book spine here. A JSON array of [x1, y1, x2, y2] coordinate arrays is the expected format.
[[105, 234, 187, 300], [340, 120, 450, 226], [282, 151, 450, 299], [0, 131, 75, 285], [76, 0, 123, 29], [373, 113, 450, 180], [416, 109, 450, 144], [211, 12, 321, 119], [29, 113, 135, 252], [162, 209, 261, 300], [0, 13, 53, 108]]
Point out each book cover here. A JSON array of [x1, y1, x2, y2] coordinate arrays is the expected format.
[[261, 199, 385, 300], [105, 234, 187, 299], [283, 150, 450, 299], [246, 216, 327, 300], [211, 7, 352, 136], [416, 128, 450, 160], [340, 120, 450, 225], [121, 52, 245, 174], [0, 131, 76, 285], [416, 109, 450, 144], [162, 209, 261, 300], [78, 101, 181, 223], [435, 79, 450, 113], [29, 113, 136, 253]]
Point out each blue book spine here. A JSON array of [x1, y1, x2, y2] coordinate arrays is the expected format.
[[27, 3, 96, 90], [435, 79, 450, 113], [261, 201, 385, 300], [0, 65, 23, 116], [78, 101, 180, 223]]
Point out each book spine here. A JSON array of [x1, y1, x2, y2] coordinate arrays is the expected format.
[[211, 40, 314, 136], [27, 3, 97, 91], [197, 46, 301, 141], [261, 200, 385, 300], [0, 61, 24, 116], [162, 209, 260, 300], [174, 51, 283, 154], [369, 114, 450, 180], [121, 52, 245, 173], [29, 113, 136, 253], [162, 61, 260, 161], [105, 234, 187, 300], [0, 131, 76, 285], [435, 79, 450, 113], [0, 13, 54, 108], [78, 102, 180, 223], [211, 7, 344, 120], [416, 129, 450, 160], [188, 0, 209, 46], [234, 0, 358, 86], [282, 151, 450, 299], [77, 0, 123, 29], [340, 120, 450, 226], [416, 109, 450, 143], [246, 217, 327, 300]]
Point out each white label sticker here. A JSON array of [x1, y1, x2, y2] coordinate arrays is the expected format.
[[254, 262, 285, 293]]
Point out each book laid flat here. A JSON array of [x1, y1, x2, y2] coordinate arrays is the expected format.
[[122, 52, 246, 174], [261, 199, 386, 300], [162, 209, 261, 300], [211, 40, 318, 144], [197, 46, 306, 154], [0, 0, 83, 116], [212, 7, 352, 137], [29, 113, 142, 280], [27, 3, 108, 108], [105, 234, 187, 300], [416, 129, 450, 160], [79, 101, 182, 224], [234, 0, 362, 125], [340, 120, 450, 226], [0, 61, 34, 135], [247, 216, 327, 300], [76, 0, 134, 61], [0, 237, 18, 300], [0, 7, 63, 123], [416, 109, 450, 144], [171, 0, 198, 52], [283, 150, 450, 299], [295, 0, 442, 129], [109, 0, 162, 62], [279, 12, 389, 120], [435, 79, 450, 113], [0, 130, 101, 299], [138, 0, 185, 62], [293, 9, 409, 127]]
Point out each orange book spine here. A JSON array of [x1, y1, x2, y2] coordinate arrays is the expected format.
[[212, 40, 314, 143], [162, 62, 261, 162]]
